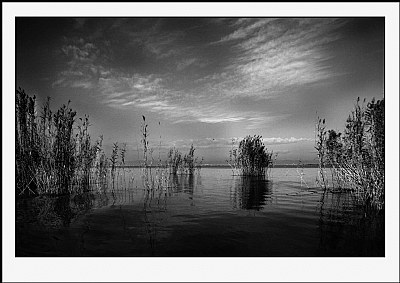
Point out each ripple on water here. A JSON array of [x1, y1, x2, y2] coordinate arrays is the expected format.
[[16, 168, 384, 256]]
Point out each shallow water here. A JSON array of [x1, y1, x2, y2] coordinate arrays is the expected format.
[[16, 168, 384, 256]]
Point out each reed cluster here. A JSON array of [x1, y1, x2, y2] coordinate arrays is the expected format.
[[15, 88, 106, 196], [167, 145, 202, 175], [315, 97, 384, 212], [227, 135, 274, 176]]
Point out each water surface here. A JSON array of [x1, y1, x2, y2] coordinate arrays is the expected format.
[[16, 168, 384, 256]]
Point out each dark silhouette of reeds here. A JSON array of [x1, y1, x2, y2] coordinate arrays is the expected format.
[[167, 145, 201, 175], [75, 115, 98, 190], [227, 135, 274, 177], [141, 115, 149, 168], [16, 88, 40, 195], [15, 88, 106, 196], [167, 147, 182, 175], [315, 97, 384, 212], [93, 135, 109, 191], [110, 142, 119, 190]]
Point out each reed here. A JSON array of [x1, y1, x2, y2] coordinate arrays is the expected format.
[[227, 138, 240, 175], [167, 147, 182, 175], [16, 88, 108, 197], [16, 88, 40, 195], [315, 97, 384, 212], [140, 115, 153, 191], [120, 143, 127, 188], [167, 145, 201, 175], [183, 145, 197, 175], [227, 135, 274, 177], [139, 116, 171, 195], [141, 115, 149, 168], [110, 142, 119, 190], [93, 135, 109, 192], [315, 117, 328, 189], [75, 115, 98, 192]]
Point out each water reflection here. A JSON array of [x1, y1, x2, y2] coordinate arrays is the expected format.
[[16, 168, 385, 256], [140, 173, 199, 254], [231, 176, 273, 211], [16, 190, 136, 229], [170, 174, 195, 195], [317, 191, 385, 256], [53, 195, 75, 227]]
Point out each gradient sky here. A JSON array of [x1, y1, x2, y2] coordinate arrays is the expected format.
[[16, 17, 384, 164]]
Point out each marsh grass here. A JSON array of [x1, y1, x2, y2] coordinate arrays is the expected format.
[[167, 147, 182, 175], [167, 145, 202, 175], [140, 116, 170, 195], [227, 138, 240, 175], [16, 88, 108, 197], [227, 135, 274, 177], [93, 135, 109, 192], [109, 142, 120, 190], [119, 143, 127, 188], [315, 97, 384, 213]]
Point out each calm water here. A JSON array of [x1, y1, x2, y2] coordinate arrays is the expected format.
[[16, 168, 384, 257]]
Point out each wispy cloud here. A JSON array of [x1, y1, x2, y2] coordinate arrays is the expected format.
[[53, 39, 275, 129], [216, 18, 278, 43], [52, 38, 107, 89], [176, 58, 207, 71], [206, 18, 346, 99], [117, 20, 186, 60], [52, 19, 347, 130]]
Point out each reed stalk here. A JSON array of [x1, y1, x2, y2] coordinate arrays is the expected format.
[[110, 142, 119, 190]]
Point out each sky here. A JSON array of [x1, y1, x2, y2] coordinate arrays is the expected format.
[[16, 17, 384, 164]]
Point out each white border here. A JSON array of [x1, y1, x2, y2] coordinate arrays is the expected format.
[[3, 2, 399, 282]]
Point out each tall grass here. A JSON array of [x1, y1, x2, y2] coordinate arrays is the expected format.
[[167, 147, 182, 175], [16, 88, 40, 195], [227, 135, 274, 177], [110, 142, 119, 190], [227, 138, 240, 175], [120, 143, 127, 188], [140, 116, 168, 193], [16, 88, 106, 196], [93, 135, 109, 192], [141, 115, 149, 168], [315, 97, 384, 212], [167, 145, 201, 175], [75, 115, 98, 190]]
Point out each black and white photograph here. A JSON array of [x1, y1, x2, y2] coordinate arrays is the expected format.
[[3, 2, 399, 282]]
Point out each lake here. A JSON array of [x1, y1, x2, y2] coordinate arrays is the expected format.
[[16, 167, 384, 257]]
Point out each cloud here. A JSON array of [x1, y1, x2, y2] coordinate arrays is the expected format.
[[52, 38, 107, 89], [176, 58, 202, 71], [52, 19, 347, 130], [117, 20, 185, 60], [53, 38, 284, 130], [217, 18, 278, 43], [53, 39, 279, 129], [206, 18, 346, 99]]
